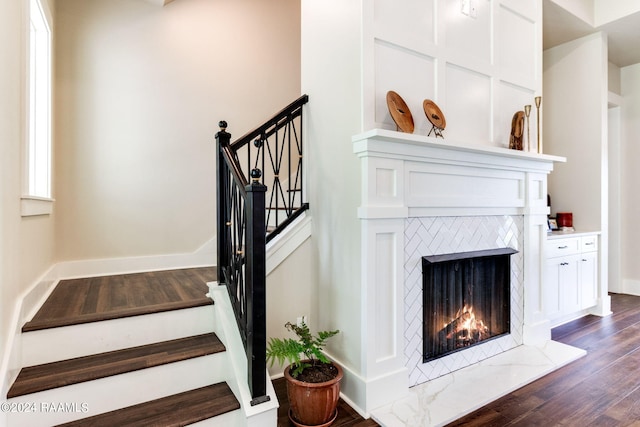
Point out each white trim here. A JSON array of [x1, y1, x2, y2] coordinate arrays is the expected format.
[[266, 212, 312, 275], [207, 283, 279, 426], [20, 195, 54, 216], [0, 263, 57, 398], [52, 237, 216, 279], [24, 0, 53, 201]]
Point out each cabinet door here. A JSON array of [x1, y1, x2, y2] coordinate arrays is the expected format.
[[544, 256, 581, 320], [544, 258, 564, 320], [561, 255, 581, 314], [580, 251, 598, 309]]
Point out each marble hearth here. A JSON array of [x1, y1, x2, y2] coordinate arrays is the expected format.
[[352, 129, 586, 423]]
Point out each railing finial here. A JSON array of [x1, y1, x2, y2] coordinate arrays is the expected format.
[[219, 120, 228, 131], [250, 168, 262, 182]]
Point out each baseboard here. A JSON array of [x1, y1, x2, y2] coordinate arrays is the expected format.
[[52, 237, 216, 279], [323, 352, 409, 419], [623, 279, 640, 296], [0, 265, 58, 399]]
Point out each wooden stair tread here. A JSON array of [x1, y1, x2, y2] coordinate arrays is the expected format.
[[22, 298, 213, 332], [7, 333, 225, 398], [56, 382, 240, 427]]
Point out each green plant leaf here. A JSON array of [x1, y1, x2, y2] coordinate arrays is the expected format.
[[266, 320, 340, 379]]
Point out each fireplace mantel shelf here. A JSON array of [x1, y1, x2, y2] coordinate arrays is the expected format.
[[353, 129, 564, 220], [353, 128, 566, 172]]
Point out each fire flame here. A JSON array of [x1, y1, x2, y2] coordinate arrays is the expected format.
[[444, 305, 489, 341]]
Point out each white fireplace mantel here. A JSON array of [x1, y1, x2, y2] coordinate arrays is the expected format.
[[353, 129, 566, 219], [352, 129, 566, 413]]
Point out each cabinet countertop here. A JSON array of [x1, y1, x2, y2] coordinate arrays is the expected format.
[[547, 230, 601, 240]]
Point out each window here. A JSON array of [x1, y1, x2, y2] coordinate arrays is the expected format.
[[22, 0, 53, 216]]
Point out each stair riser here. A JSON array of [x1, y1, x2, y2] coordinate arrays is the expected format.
[[7, 353, 229, 427], [189, 409, 244, 427], [22, 306, 215, 366]]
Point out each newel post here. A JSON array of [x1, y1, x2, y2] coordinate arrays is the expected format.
[[245, 168, 269, 404], [215, 121, 231, 285]]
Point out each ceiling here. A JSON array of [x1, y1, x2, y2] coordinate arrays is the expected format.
[[543, 0, 640, 67]]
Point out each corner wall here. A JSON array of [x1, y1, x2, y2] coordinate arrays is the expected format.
[[54, 0, 301, 262], [543, 32, 610, 315], [0, 0, 56, 401], [620, 63, 640, 292]]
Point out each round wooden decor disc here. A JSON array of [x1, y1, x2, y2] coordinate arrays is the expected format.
[[423, 99, 446, 130], [386, 91, 414, 133]]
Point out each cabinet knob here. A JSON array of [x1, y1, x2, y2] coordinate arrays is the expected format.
[[560, 262, 569, 266], [585, 242, 594, 246], [558, 245, 569, 249]]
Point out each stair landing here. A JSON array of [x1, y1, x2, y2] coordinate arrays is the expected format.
[[23, 267, 216, 332]]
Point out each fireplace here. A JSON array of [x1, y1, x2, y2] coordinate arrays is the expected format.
[[422, 248, 517, 363], [353, 129, 563, 408]]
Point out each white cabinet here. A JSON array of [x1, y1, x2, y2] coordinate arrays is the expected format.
[[544, 233, 599, 324]]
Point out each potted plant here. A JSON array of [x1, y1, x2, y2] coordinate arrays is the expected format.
[[266, 320, 341, 427]]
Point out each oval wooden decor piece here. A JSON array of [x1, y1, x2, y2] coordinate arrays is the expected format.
[[509, 110, 525, 150], [423, 99, 446, 130], [386, 91, 414, 133]]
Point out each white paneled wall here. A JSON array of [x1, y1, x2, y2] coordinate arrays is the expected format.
[[364, 0, 541, 148], [302, 0, 546, 417]]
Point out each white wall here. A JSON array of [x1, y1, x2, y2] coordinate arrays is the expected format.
[[0, 0, 57, 400], [594, 0, 640, 26], [608, 105, 622, 293], [620, 63, 640, 292], [549, 0, 594, 25], [543, 32, 610, 314], [54, 0, 301, 261], [301, 0, 364, 376], [543, 33, 608, 232], [609, 61, 621, 94], [265, 237, 313, 377]]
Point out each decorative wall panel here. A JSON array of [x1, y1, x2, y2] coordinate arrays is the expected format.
[[444, 64, 492, 143], [376, 232, 397, 360], [373, 0, 435, 50], [497, 5, 537, 84], [374, 40, 436, 133], [495, 81, 536, 149], [444, 0, 491, 63], [364, 0, 542, 147]]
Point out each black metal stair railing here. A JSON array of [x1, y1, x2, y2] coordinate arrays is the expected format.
[[215, 95, 309, 404]]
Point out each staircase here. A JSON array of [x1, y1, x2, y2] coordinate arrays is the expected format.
[[5, 267, 276, 426]]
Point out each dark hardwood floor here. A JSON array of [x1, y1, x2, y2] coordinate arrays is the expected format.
[[23, 269, 640, 425], [448, 293, 640, 426], [23, 267, 216, 331]]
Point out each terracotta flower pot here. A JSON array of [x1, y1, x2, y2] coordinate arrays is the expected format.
[[284, 361, 343, 427]]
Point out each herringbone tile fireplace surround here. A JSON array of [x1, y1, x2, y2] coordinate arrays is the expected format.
[[404, 216, 524, 385]]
